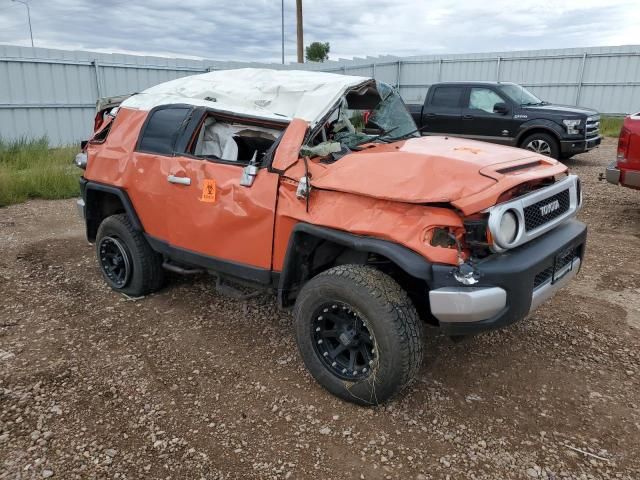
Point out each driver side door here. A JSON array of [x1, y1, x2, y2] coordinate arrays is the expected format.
[[459, 87, 516, 145], [160, 108, 281, 282]]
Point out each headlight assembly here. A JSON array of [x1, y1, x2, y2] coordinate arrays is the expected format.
[[562, 119, 582, 135], [498, 210, 519, 245]]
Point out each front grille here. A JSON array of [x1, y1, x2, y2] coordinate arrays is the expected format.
[[533, 246, 578, 288], [523, 189, 571, 231], [585, 115, 600, 139]]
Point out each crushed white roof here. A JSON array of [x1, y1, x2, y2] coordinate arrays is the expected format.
[[121, 68, 371, 125]]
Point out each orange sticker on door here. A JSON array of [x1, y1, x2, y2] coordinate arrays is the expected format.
[[201, 179, 217, 203]]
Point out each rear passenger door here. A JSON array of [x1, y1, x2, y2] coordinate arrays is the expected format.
[[422, 85, 464, 134], [126, 105, 195, 244]]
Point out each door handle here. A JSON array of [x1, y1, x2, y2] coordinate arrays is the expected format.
[[167, 174, 191, 186], [463, 114, 474, 120], [424, 113, 437, 117]]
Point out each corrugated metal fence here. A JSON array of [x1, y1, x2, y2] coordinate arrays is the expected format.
[[1, 43, 639, 146], [307, 45, 640, 115]]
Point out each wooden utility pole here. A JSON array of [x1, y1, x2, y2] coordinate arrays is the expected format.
[[296, 0, 303, 63]]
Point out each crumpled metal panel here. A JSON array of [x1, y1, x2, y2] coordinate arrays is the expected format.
[[308, 135, 566, 214]]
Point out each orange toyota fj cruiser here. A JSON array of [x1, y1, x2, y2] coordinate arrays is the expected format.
[[75, 69, 586, 405]]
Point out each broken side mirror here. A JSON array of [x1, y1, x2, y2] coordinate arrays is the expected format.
[[240, 151, 259, 187]]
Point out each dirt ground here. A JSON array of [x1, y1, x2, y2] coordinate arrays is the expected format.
[[1, 139, 639, 480]]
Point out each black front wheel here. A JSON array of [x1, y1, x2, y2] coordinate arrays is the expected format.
[[95, 214, 165, 296], [294, 265, 425, 405]]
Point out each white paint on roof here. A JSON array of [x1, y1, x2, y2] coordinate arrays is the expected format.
[[121, 68, 372, 125]]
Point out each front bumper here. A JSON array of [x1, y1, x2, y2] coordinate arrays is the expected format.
[[429, 219, 587, 335], [560, 136, 601, 155]]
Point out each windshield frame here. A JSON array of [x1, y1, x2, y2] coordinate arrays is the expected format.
[[498, 84, 543, 106], [307, 81, 419, 149]]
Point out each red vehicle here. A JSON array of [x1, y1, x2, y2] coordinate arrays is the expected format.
[[605, 112, 640, 189]]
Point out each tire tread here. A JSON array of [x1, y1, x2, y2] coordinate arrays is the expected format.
[[294, 264, 424, 404]]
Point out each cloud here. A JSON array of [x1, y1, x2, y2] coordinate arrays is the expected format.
[[0, 0, 638, 63]]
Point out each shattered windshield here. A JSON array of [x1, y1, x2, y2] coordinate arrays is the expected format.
[[301, 81, 419, 159], [367, 82, 418, 140]]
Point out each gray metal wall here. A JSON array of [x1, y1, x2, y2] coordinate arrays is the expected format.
[[0, 44, 284, 146], [1, 43, 639, 146]]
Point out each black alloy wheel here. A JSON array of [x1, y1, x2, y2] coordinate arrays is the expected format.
[[98, 235, 131, 289], [311, 302, 376, 380]]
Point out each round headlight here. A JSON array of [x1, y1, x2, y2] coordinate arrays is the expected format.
[[499, 210, 518, 244]]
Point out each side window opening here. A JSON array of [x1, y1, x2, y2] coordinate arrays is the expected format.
[[468, 88, 505, 114], [189, 114, 281, 165], [431, 86, 464, 108], [138, 107, 192, 155]]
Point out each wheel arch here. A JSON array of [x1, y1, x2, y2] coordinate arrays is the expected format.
[[277, 223, 433, 308], [82, 179, 143, 242], [515, 120, 563, 147]]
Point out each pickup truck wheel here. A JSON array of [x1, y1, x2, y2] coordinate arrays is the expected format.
[[294, 265, 424, 405], [96, 214, 165, 296], [521, 133, 560, 159]]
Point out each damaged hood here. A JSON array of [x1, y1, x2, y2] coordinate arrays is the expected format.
[[120, 68, 372, 126], [310, 136, 567, 214]]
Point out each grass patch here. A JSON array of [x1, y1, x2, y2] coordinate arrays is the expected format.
[[600, 116, 624, 138], [0, 137, 79, 208]]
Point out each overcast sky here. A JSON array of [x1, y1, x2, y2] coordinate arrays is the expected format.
[[1, 0, 639, 63]]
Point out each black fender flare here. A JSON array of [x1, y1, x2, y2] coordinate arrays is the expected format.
[[277, 223, 433, 307], [515, 119, 564, 146], [81, 178, 144, 237]]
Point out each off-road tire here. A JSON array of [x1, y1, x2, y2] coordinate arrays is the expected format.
[[294, 265, 424, 405], [520, 132, 560, 159], [95, 214, 164, 296]]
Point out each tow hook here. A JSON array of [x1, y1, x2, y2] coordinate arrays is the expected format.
[[446, 232, 480, 285], [452, 262, 481, 285]]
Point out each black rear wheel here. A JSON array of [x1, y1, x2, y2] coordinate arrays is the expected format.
[[98, 236, 132, 289], [294, 265, 424, 405], [95, 214, 164, 296]]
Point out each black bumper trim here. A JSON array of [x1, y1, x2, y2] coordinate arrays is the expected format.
[[560, 136, 601, 155], [432, 220, 587, 335]]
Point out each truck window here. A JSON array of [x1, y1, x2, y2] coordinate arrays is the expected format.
[[138, 107, 191, 155], [431, 87, 464, 108], [468, 88, 504, 113]]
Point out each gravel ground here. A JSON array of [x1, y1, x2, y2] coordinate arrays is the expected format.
[[1, 139, 639, 479]]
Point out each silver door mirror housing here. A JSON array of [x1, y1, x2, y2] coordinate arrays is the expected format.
[[240, 164, 259, 187], [296, 176, 310, 199]]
